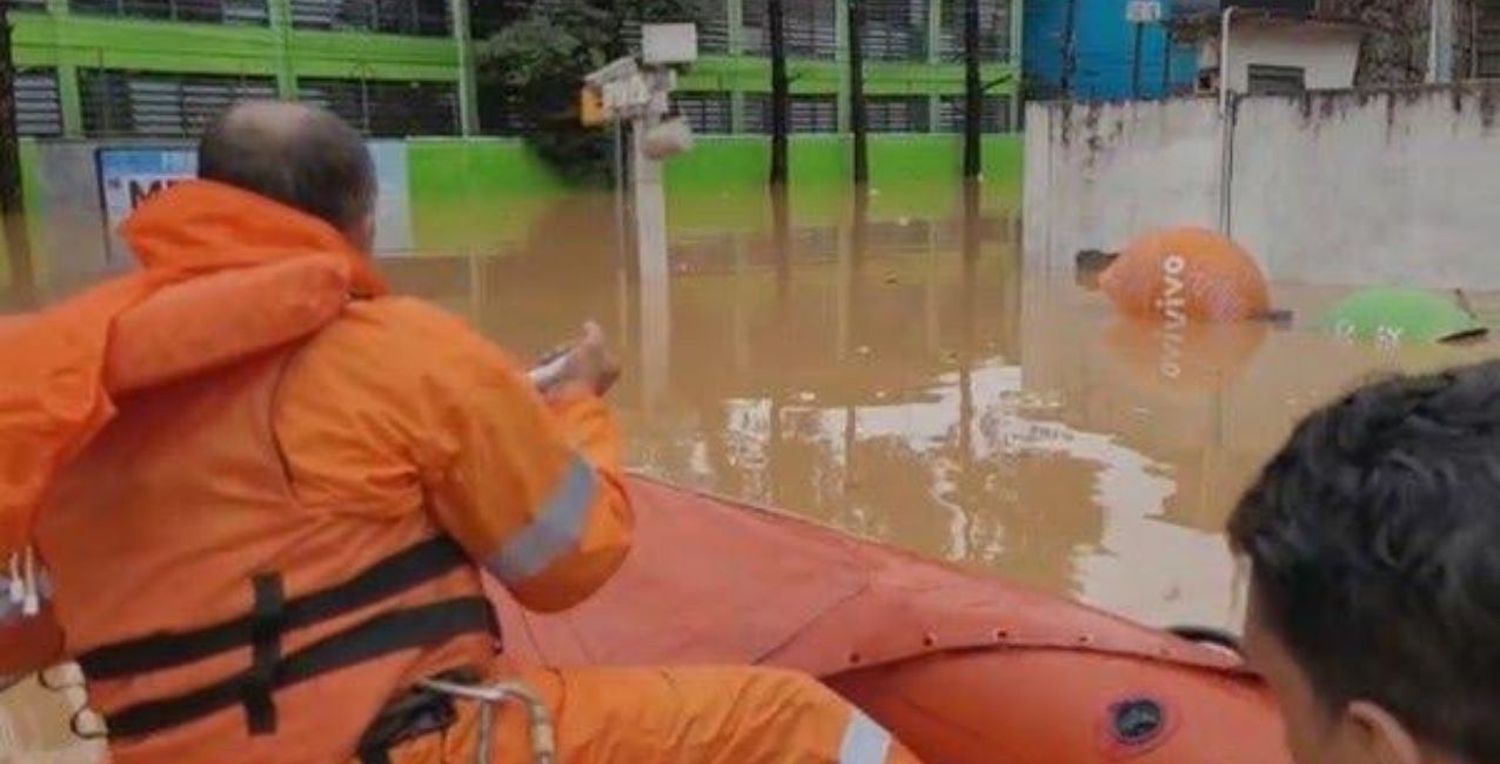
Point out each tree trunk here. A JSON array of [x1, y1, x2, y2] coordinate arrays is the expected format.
[[0, 0, 34, 295], [962, 0, 982, 179], [769, 0, 789, 187], [847, 0, 868, 186]]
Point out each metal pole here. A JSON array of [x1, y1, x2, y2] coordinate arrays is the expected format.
[[1429, 0, 1456, 83], [636, 129, 670, 414], [1217, 7, 1236, 235], [631, 75, 671, 414], [450, 0, 477, 135], [848, 0, 868, 186], [0, 0, 35, 293], [1218, 6, 1235, 116], [1430, 0, 1442, 82], [612, 120, 627, 265], [1472, 0, 1481, 79]]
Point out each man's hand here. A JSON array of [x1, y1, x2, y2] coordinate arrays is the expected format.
[[532, 322, 621, 398]]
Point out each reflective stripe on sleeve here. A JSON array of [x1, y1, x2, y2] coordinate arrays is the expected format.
[[839, 710, 893, 764], [484, 455, 598, 586]]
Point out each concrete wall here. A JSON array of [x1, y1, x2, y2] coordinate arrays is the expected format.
[[1025, 85, 1500, 288], [1024, 97, 1223, 272], [1203, 22, 1363, 92]]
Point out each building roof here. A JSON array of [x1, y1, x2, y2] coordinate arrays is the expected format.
[[1168, 6, 1371, 42]]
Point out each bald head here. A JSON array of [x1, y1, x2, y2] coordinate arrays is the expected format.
[[199, 101, 376, 247]]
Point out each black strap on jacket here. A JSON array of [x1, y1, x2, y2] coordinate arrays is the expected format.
[[105, 598, 496, 740], [78, 537, 500, 740], [245, 573, 286, 734], [80, 537, 472, 680]]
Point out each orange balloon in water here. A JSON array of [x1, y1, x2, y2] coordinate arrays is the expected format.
[[1100, 227, 1270, 324]]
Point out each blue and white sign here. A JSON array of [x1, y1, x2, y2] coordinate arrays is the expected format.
[[96, 148, 197, 262], [92, 142, 413, 263]]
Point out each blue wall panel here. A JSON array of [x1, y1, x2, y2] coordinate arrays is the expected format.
[[1025, 0, 1199, 101]]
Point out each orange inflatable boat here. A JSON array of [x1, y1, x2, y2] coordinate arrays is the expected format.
[[489, 476, 1291, 763]]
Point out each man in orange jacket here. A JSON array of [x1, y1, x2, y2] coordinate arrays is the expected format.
[[0, 101, 919, 763]]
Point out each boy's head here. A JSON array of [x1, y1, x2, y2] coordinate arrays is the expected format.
[[1230, 361, 1500, 764]]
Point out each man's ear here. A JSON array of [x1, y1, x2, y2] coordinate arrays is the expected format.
[[355, 213, 377, 253], [1345, 700, 1422, 764]]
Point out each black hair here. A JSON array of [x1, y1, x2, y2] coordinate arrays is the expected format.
[[197, 100, 375, 232], [1229, 360, 1500, 762]]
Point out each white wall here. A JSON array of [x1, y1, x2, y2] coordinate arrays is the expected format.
[[1025, 85, 1500, 289], [1023, 98, 1223, 275], [1202, 22, 1363, 92]]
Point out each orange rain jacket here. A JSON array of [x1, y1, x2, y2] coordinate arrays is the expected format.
[[0, 181, 633, 762]]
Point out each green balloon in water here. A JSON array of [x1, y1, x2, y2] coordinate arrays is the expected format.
[[1321, 287, 1487, 345]]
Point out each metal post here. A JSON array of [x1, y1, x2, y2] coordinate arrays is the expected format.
[[927, 0, 942, 63], [612, 120, 627, 264], [450, 0, 477, 135], [1218, 6, 1235, 116], [1472, 0, 1481, 79], [630, 76, 671, 413], [0, 0, 35, 292], [848, 0, 868, 186], [268, 0, 295, 97], [927, 0, 942, 130], [1429, 0, 1456, 83], [632, 121, 668, 285], [57, 63, 79, 137], [835, 0, 849, 132], [727, 0, 745, 131], [727, 0, 744, 54], [1217, 7, 1236, 235]]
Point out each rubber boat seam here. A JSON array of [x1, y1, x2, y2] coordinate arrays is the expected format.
[[750, 579, 876, 667], [626, 472, 1260, 679]]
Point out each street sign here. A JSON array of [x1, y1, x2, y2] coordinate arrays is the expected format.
[[642, 23, 698, 65], [585, 57, 653, 124], [1127, 0, 1163, 23]]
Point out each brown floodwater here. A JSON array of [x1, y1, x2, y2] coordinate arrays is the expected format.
[[2, 190, 1496, 759]]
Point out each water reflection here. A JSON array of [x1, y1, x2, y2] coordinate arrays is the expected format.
[[391, 192, 1493, 631], [4, 189, 1499, 760]]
